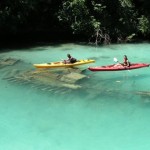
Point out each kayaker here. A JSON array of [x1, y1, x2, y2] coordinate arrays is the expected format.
[[64, 54, 77, 64], [123, 55, 130, 66]]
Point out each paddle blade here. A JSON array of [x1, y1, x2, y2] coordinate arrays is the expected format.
[[113, 57, 118, 62]]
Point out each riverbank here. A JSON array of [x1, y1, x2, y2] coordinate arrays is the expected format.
[[0, 31, 149, 50]]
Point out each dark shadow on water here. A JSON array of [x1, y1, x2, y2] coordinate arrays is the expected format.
[[0, 41, 69, 52], [0, 41, 98, 52], [0, 33, 107, 52]]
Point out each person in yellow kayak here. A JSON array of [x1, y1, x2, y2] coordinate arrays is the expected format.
[[64, 54, 77, 64]]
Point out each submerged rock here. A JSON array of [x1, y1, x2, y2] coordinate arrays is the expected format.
[[0, 58, 20, 67], [1, 58, 87, 90], [62, 83, 81, 89], [4, 68, 87, 89], [136, 91, 150, 96], [60, 72, 86, 84]]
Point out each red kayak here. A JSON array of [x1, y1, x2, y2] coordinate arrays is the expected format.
[[88, 63, 149, 71]]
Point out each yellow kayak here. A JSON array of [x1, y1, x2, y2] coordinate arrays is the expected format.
[[33, 59, 95, 69]]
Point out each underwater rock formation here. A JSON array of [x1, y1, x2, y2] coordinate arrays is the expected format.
[[0, 58, 20, 67], [4, 63, 87, 90]]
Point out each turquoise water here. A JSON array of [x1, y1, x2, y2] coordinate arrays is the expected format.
[[0, 43, 150, 150]]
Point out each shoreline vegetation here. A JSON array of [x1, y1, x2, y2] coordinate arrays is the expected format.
[[1, 0, 150, 49]]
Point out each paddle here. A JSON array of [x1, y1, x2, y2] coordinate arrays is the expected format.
[[60, 58, 67, 64], [113, 57, 119, 63], [113, 57, 123, 65]]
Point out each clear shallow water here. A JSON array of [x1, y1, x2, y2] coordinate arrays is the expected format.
[[0, 43, 150, 150]]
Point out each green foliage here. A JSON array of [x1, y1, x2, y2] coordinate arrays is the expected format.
[[119, 0, 133, 7], [91, 1, 106, 13], [58, 0, 105, 37], [1, 0, 150, 42], [126, 33, 136, 41], [58, 0, 92, 35], [0, 0, 61, 34], [138, 15, 150, 35]]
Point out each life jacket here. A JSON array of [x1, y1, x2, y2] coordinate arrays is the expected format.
[[70, 57, 77, 63], [124, 57, 130, 66], [124, 57, 128, 64]]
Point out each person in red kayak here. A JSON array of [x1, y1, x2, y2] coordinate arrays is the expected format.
[[123, 55, 130, 66], [63, 54, 77, 64]]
